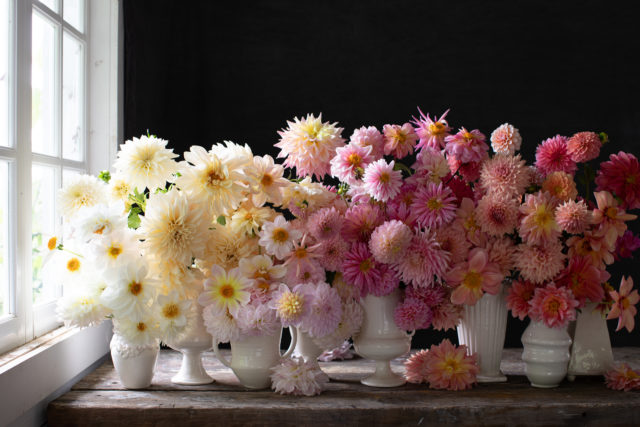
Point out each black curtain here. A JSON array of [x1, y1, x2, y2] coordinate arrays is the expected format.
[[123, 0, 640, 348]]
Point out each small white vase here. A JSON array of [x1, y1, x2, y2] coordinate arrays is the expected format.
[[521, 320, 572, 388], [110, 333, 159, 389], [293, 328, 324, 370], [353, 289, 412, 388], [457, 283, 508, 382], [214, 327, 297, 389], [167, 304, 214, 385], [567, 302, 614, 379]]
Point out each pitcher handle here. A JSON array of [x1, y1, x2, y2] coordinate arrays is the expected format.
[[281, 326, 297, 359], [407, 330, 416, 338], [213, 341, 232, 368]]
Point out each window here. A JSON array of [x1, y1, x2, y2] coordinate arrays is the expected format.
[[0, 0, 119, 355]]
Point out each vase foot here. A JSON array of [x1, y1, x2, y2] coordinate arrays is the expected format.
[[530, 382, 559, 388], [171, 372, 214, 386], [361, 371, 406, 387], [477, 373, 507, 383]]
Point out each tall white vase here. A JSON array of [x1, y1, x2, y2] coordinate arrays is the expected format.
[[567, 302, 614, 379], [293, 328, 324, 370], [521, 320, 571, 388], [110, 333, 159, 389], [167, 304, 214, 385], [353, 289, 412, 388], [456, 284, 508, 382]]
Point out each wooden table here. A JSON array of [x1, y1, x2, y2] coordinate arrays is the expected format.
[[47, 348, 640, 426]]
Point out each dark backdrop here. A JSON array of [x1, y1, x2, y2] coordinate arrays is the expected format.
[[123, 0, 640, 348]]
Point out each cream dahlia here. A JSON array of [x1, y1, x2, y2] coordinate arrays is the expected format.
[[112, 135, 178, 191]]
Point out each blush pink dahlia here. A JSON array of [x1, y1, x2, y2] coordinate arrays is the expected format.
[[483, 236, 516, 276], [362, 159, 403, 202], [299, 282, 343, 338], [431, 299, 464, 331], [271, 357, 329, 396], [308, 206, 342, 241], [529, 283, 579, 329], [382, 123, 418, 159], [475, 193, 519, 236], [515, 240, 565, 284], [410, 182, 457, 229], [605, 363, 640, 392], [369, 220, 413, 264], [555, 199, 592, 234], [317, 236, 349, 272], [330, 143, 374, 184], [595, 151, 640, 210], [535, 135, 577, 176], [614, 230, 640, 261], [566, 131, 602, 163], [555, 256, 609, 307], [435, 223, 471, 264], [479, 153, 529, 198], [506, 279, 536, 320], [607, 276, 639, 333], [541, 171, 578, 202], [342, 203, 384, 242], [404, 349, 431, 384], [350, 126, 385, 159], [405, 284, 446, 307], [445, 127, 489, 163], [423, 339, 479, 391], [394, 297, 432, 330], [395, 230, 450, 288], [446, 248, 503, 306], [412, 108, 451, 150], [518, 191, 561, 245], [490, 123, 522, 155], [342, 242, 383, 296]]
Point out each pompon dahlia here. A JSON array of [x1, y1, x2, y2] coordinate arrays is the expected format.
[[605, 363, 640, 391], [299, 282, 343, 338], [446, 248, 503, 306], [479, 153, 529, 198], [445, 127, 489, 164], [555, 199, 592, 234], [350, 126, 385, 159], [412, 108, 451, 150], [529, 283, 579, 329], [431, 299, 464, 331], [595, 151, 640, 210], [343, 203, 385, 242], [515, 240, 565, 284], [395, 230, 450, 288], [317, 236, 349, 272], [490, 123, 522, 155], [607, 276, 639, 333], [269, 283, 311, 327], [308, 206, 342, 241], [410, 182, 457, 229], [535, 135, 577, 176], [506, 279, 536, 320], [362, 159, 403, 202], [342, 242, 384, 296], [369, 220, 413, 264], [475, 193, 519, 236], [382, 123, 418, 159], [614, 230, 640, 261], [271, 357, 329, 396], [566, 131, 602, 163], [330, 143, 374, 185], [404, 349, 431, 384], [435, 223, 471, 264], [518, 191, 561, 245], [541, 171, 578, 202], [275, 113, 346, 179], [394, 297, 432, 330], [555, 256, 609, 307], [423, 339, 479, 391]]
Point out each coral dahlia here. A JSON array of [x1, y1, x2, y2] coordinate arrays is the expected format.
[[423, 339, 479, 391], [566, 131, 602, 163], [490, 123, 522, 155]]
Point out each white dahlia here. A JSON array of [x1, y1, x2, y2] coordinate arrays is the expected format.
[[258, 215, 302, 260], [158, 291, 193, 343], [245, 155, 291, 207], [114, 315, 161, 347], [199, 225, 256, 271], [89, 228, 141, 271], [75, 203, 127, 242], [101, 262, 158, 321], [56, 282, 109, 328], [113, 135, 178, 192], [58, 174, 108, 219]]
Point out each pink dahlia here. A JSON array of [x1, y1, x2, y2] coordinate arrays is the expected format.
[[362, 159, 403, 202], [410, 182, 457, 229], [394, 297, 432, 330], [605, 363, 640, 391], [475, 193, 519, 236], [330, 143, 374, 185], [515, 240, 565, 284], [567, 230, 615, 270], [342, 203, 385, 243], [406, 284, 446, 307], [479, 153, 529, 198], [299, 282, 343, 338], [535, 135, 577, 176], [614, 230, 640, 261], [395, 230, 450, 288], [555, 199, 592, 234], [350, 126, 385, 159], [412, 108, 451, 150], [555, 256, 609, 307], [607, 276, 639, 333], [592, 191, 637, 248], [529, 283, 579, 329], [275, 113, 346, 179], [369, 220, 413, 264], [431, 299, 464, 331], [566, 131, 602, 163], [455, 197, 485, 245], [423, 339, 479, 391], [445, 127, 489, 164], [596, 151, 640, 210], [404, 349, 431, 384], [308, 206, 343, 241], [490, 123, 522, 155], [446, 248, 504, 306], [270, 357, 329, 396], [541, 171, 578, 203], [435, 223, 471, 264], [382, 123, 418, 159], [369, 264, 401, 297], [483, 236, 516, 276], [317, 236, 349, 272], [282, 234, 323, 281], [342, 242, 384, 296], [518, 191, 561, 245], [506, 279, 536, 320]]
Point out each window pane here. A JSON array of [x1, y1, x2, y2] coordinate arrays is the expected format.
[[63, 0, 84, 33], [0, 161, 9, 316], [62, 167, 81, 184], [1, 0, 8, 147], [38, 0, 58, 13], [62, 32, 83, 160], [32, 12, 57, 156], [32, 164, 59, 305]]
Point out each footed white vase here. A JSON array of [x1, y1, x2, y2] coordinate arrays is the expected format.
[[353, 290, 412, 388], [214, 327, 297, 389], [521, 320, 571, 388], [457, 283, 508, 382], [167, 305, 214, 385], [110, 333, 159, 389], [293, 328, 324, 370], [567, 302, 614, 379]]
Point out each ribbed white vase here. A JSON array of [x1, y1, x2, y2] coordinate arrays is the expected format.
[[456, 284, 508, 382], [567, 302, 614, 379]]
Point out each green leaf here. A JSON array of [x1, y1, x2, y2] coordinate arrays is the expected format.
[[128, 206, 142, 229], [393, 161, 413, 176], [98, 170, 111, 183], [216, 215, 226, 225]]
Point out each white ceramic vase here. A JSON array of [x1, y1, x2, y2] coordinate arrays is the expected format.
[[110, 333, 159, 389], [567, 302, 614, 379], [293, 327, 324, 370], [456, 283, 508, 382], [214, 327, 297, 389], [167, 304, 214, 385], [521, 320, 572, 388], [353, 289, 412, 387]]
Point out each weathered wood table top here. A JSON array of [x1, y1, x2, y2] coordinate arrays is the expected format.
[[47, 348, 640, 426]]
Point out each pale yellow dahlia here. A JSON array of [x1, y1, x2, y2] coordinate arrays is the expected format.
[[113, 135, 178, 192], [229, 202, 276, 236], [58, 174, 108, 218], [199, 225, 257, 271], [245, 155, 291, 207]]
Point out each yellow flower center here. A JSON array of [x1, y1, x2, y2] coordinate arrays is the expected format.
[[626, 175, 637, 185], [534, 206, 554, 228], [94, 224, 106, 235], [136, 322, 146, 332], [67, 258, 80, 272], [605, 207, 618, 219], [219, 283, 235, 299], [272, 227, 289, 243], [427, 197, 443, 211], [129, 281, 143, 296], [546, 298, 560, 315], [47, 237, 58, 250], [379, 172, 390, 183], [463, 131, 474, 141], [359, 258, 373, 273], [78, 297, 94, 306], [162, 303, 180, 319], [429, 122, 446, 135], [278, 292, 304, 319], [295, 247, 307, 259], [622, 297, 630, 310], [347, 153, 362, 167], [261, 173, 273, 187], [108, 244, 123, 259], [443, 357, 459, 375], [257, 280, 271, 292], [462, 270, 482, 290]]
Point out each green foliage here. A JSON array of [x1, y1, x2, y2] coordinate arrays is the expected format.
[[98, 170, 111, 183], [128, 206, 142, 229], [216, 215, 226, 225]]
